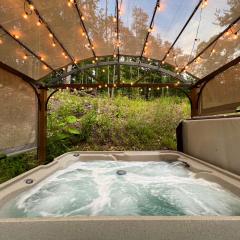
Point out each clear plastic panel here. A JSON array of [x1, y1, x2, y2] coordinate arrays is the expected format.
[[188, 20, 240, 78], [76, 0, 115, 57], [0, 29, 50, 80], [0, 0, 71, 69], [199, 63, 240, 115], [31, 0, 93, 62], [166, 0, 240, 69], [119, 0, 156, 56], [0, 67, 38, 153], [146, 0, 199, 61]]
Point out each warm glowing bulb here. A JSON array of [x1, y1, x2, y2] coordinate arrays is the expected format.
[[14, 34, 19, 39], [162, 61, 165, 64], [149, 88, 151, 91], [62, 52, 65, 56], [40, 57, 44, 61], [157, 87, 160, 90], [166, 86, 169, 89], [52, 42, 56, 47], [64, 55, 68, 59], [23, 13, 28, 19], [49, 33, 53, 38], [43, 65, 48, 70], [166, 53, 170, 57], [95, 57, 98, 60], [74, 60, 77, 64], [233, 32, 238, 39], [23, 54, 28, 60], [175, 66, 179, 71], [81, 16, 85, 21], [68, 1, 72, 7], [92, 60, 95, 64], [148, 28, 152, 33], [102, 69, 105, 73], [91, 46, 95, 49], [113, 54, 117, 58], [0, 39, 2, 44], [105, 84, 108, 87], [36, 20, 41, 26], [29, 4, 34, 10], [98, 85, 102, 88], [82, 32, 85, 36], [113, 17, 117, 23], [113, 84, 116, 87], [148, 58, 150, 61]]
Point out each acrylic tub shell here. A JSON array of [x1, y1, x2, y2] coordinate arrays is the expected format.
[[0, 151, 240, 240]]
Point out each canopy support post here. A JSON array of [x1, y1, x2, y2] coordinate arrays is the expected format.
[[189, 87, 199, 117], [38, 87, 48, 164]]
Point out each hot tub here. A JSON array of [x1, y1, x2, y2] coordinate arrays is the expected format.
[[0, 151, 240, 240]]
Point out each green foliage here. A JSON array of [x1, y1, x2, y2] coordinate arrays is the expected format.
[[0, 151, 38, 183], [46, 91, 190, 159], [0, 91, 190, 183]]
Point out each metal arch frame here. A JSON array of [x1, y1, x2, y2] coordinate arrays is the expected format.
[[50, 60, 187, 86]]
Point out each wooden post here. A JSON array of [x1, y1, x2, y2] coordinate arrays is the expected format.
[[38, 87, 48, 164], [190, 87, 199, 117]]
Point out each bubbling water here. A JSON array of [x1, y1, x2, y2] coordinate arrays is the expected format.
[[1, 160, 240, 218]]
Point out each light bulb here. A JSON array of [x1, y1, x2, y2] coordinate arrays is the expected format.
[[29, 4, 34, 10], [36, 20, 41, 26], [23, 54, 28, 60], [23, 13, 28, 19]]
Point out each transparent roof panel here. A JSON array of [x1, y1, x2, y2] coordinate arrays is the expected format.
[[0, 29, 51, 80], [188, 20, 240, 78], [0, 0, 71, 69], [32, 0, 93, 62], [119, 0, 156, 56], [146, 0, 199, 61], [76, 0, 116, 57], [166, 0, 240, 69]]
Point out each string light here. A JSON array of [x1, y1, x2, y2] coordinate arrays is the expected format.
[[36, 20, 42, 26], [29, 4, 34, 10], [113, 54, 117, 58], [201, 0, 208, 8], [52, 42, 56, 47], [23, 13, 28, 19], [148, 27, 152, 33], [161, 60, 165, 64], [74, 60, 78, 64], [81, 16, 85, 21], [148, 58, 150, 62], [157, 87, 160, 90], [14, 34, 19, 39], [43, 65, 48, 70], [92, 60, 95, 64], [0, 38, 2, 44], [113, 17, 117, 23], [95, 57, 98, 60], [113, 83, 117, 87], [233, 32, 238, 40], [40, 56, 44, 61], [104, 84, 108, 87], [175, 66, 179, 71], [23, 54, 28, 60], [102, 69, 105, 73], [98, 85, 102, 88], [49, 33, 53, 38]]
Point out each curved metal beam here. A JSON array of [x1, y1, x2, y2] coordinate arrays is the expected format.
[[50, 61, 186, 86]]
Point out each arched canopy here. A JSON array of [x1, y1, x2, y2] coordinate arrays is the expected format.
[[0, 0, 239, 84]]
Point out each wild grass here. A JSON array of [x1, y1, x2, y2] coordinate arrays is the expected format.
[[0, 92, 190, 183]]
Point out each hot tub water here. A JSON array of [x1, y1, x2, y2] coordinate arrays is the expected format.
[[1, 160, 240, 218]]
